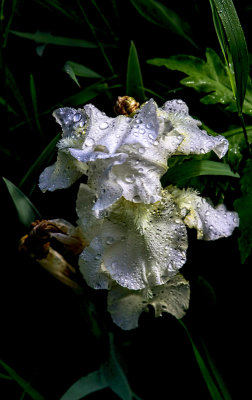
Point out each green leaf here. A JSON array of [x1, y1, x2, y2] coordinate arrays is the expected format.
[[60, 334, 134, 400], [10, 30, 98, 48], [179, 322, 224, 400], [60, 370, 108, 400], [209, 0, 249, 114], [130, 0, 197, 48], [30, 74, 44, 139], [64, 61, 102, 79], [162, 160, 239, 186], [60, 82, 108, 107], [0, 96, 18, 115], [222, 126, 252, 169], [148, 48, 252, 116], [0, 359, 45, 400], [19, 134, 61, 193], [126, 41, 145, 103], [3, 178, 41, 227], [101, 334, 132, 400], [63, 63, 80, 87], [201, 340, 232, 400], [234, 158, 252, 263]]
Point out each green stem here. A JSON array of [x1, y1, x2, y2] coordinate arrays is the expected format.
[[238, 111, 251, 154]]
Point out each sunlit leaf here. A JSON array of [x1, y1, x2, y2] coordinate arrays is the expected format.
[[63, 64, 80, 87], [130, 0, 197, 48], [19, 134, 61, 192], [234, 158, 252, 263], [0, 359, 45, 400], [3, 178, 41, 227], [209, 0, 249, 114], [64, 61, 102, 79], [60, 370, 107, 400], [162, 160, 239, 186], [179, 322, 224, 400], [148, 48, 252, 116], [10, 30, 98, 48], [126, 41, 145, 103]]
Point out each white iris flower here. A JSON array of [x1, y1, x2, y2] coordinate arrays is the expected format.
[[39, 98, 239, 330], [39, 99, 228, 215]]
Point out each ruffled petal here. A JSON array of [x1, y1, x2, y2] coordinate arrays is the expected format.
[[161, 99, 228, 158], [169, 186, 239, 240], [53, 107, 87, 137], [78, 192, 188, 291], [107, 273, 190, 330], [39, 152, 87, 192]]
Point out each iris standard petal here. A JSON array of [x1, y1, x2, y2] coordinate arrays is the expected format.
[[161, 99, 229, 158], [169, 186, 239, 240]]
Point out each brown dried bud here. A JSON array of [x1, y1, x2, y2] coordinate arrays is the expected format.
[[19, 219, 88, 289], [114, 96, 140, 116]]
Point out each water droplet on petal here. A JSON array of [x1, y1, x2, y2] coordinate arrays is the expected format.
[[133, 195, 141, 203], [124, 174, 135, 183], [153, 140, 159, 146], [99, 122, 109, 130], [73, 113, 82, 122], [138, 147, 145, 154], [106, 236, 114, 245], [85, 137, 95, 146], [200, 148, 205, 154]]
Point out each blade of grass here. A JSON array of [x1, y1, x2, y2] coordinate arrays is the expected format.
[[179, 321, 224, 400], [201, 339, 232, 400], [9, 30, 98, 48], [91, 0, 119, 42], [162, 159, 239, 186], [60, 82, 109, 107], [19, 133, 60, 192], [0, 372, 13, 380], [0, 359, 45, 400], [126, 41, 145, 103], [64, 61, 103, 79], [64, 63, 81, 87], [0, 95, 18, 115], [3, 177, 41, 227], [76, 0, 115, 74], [30, 74, 44, 140], [2, 0, 17, 48], [130, 0, 198, 49], [6, 67, 31, 128], [209, 0, 250, 151]]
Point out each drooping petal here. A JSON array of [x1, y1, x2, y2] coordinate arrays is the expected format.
[[160, 99, 229, 158], [39, 151, 87, 192], [169, 186, 239, 240], [78, 192, 188, 291], [107, 273, 190, 330]]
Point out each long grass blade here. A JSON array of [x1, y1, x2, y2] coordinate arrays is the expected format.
[[209, 0, 249, 114], [9, 30, 98, 48], [126, 41, 145, 103], [30, 74, 44, 139], [179, 321, 224, 400], [60, 369, 107, 400], [19, 134, 60, 191], [0, 359, 45, 400], [3, 178, 41, 227], [64, 61, 103, 79]]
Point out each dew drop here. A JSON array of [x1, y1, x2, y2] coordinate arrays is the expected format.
[[200, 148, 205, 154], [85, 137, 95, 146], [138, 147, 145, 154], [106, 236, 114, 245], [153, 140, 159, 146], [73, 113, 82, 122], [124, 174, 135, 183], [133, 195, 141, 203], [138, 167, 144, 173], [99, 122, 109, 130]]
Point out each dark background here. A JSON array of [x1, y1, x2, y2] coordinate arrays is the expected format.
[[1, 1, 251, 399]]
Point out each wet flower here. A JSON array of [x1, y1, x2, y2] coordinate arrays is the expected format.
[[76, 183, 238, 294], [39, 99, 228, 216], [107, 274, 190, 330]]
